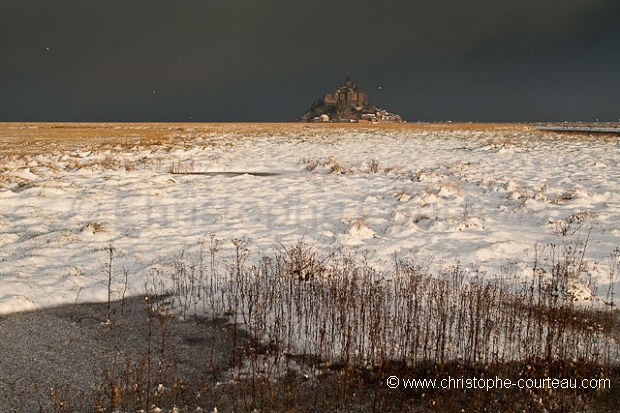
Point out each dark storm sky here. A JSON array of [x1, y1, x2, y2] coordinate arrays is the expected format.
[[2, 0, 619, 122]]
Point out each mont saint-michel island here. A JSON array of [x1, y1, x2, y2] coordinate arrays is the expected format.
[[301, 74, 404, 123]]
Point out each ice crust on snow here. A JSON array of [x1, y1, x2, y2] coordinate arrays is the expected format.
[[1, 127, 619, 313]]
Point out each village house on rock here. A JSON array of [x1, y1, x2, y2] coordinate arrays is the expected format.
[[301, 74, 403, 123]]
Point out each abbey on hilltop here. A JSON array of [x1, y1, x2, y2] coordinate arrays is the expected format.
[[301, 73, 403, 123]]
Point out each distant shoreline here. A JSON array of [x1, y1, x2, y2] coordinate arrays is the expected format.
[[535, 123, 620, 134]]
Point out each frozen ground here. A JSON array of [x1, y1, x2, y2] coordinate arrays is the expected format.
[[1, 123, 619, 314]]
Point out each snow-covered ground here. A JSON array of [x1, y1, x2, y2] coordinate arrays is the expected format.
[[1, 124, 619, 314]]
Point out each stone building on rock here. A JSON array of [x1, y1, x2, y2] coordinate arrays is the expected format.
[[301, 73, 403, 123]]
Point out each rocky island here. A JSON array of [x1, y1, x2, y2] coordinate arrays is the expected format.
[[301, 73, 403, 123]]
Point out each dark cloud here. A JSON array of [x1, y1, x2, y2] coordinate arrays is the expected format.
[[2, 0, 619, 121]]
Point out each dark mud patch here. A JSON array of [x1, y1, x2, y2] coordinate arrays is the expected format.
[[0, 296, 242, 412]]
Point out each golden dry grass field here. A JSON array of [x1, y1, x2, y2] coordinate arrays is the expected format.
[[0, 122, 533, 158]]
